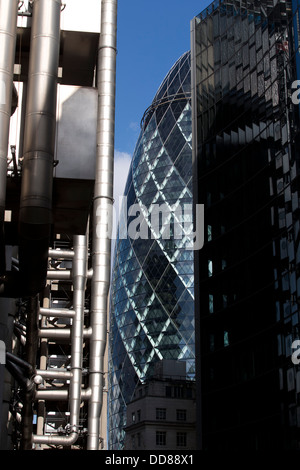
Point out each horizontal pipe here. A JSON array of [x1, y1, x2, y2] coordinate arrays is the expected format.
[[38, 327, 92, 340], [32, 431, 78, 446], [35, 369, 72, 380], [47, 270, 71, 280], [46, 269, 93, 281], [48, 249, 74, 259], [35, 388, 91, 401], [39, 307, 75, 318]]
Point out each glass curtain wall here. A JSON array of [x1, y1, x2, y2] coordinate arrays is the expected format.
[[109, 52, 195, 449], [192, 0, 300, 449]]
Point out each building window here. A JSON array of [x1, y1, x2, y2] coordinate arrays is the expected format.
[[207, 224, 212, 241], [137, 432, 141, 447], [156, 408, 166, 420], [137, 409, 141, 421], [132, 412, 136, 423], [156, 431, 166, 446], [174, 386, 183, 398], [176, 409, 187, 421], [209, 294, 214, 314], [166, 386, 172, 397], [224, 330, 229, 347], [208, 259, 213, 277], [177, 432, 187, 447]]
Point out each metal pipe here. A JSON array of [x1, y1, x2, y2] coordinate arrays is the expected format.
[[38, 327, 92, 340], [33, 234, 88, 447], [35, 369, 72, 380], [46, 270, 71, 280], [68, 235, 88, 435], [0, 0, 18, 274], [87, 0, 117, 450], [21, 295, 39, 450], [39, 307, 75, 318], [48, 249, 74, 259], [36, 284, 50, 438], [6, 351, 33, 375], [33, 431, 78, 447], [19, 0, 61, 296], [46, 270, 91, 281], [35, 388, 92, 401]]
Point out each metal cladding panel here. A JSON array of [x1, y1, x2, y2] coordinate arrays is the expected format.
[[54, 85, 97, 181], [61, 0, 101, 34]]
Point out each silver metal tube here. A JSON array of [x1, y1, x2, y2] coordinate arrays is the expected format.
[[39, 307, 75, 318], [33, 432, 78, 447], [69, 235, 88, 434], [35, 388, 92, 401], [19, 0, 61, 295], [35, 369, 72, 380], [38, 328, 72, 340], [48, 249, 74, 259], [38, 327, 92, 340], [0, 0, 18, 272], [87, 0, 117, 450], [33, 234, 88, 446], [47, 270, 71, 280]]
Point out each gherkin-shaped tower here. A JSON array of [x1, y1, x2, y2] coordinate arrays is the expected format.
[[108, 52, 194, 449]]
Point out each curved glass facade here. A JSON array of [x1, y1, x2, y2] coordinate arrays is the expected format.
[[108, 51, 194, 449]]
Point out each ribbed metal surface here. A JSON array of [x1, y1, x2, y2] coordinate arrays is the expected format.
[[87, 0, 117, 450], [19, 0, 61, 295], [0, 0, 18, 273]]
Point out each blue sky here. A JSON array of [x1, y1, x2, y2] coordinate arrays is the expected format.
[[113, 0, 210, 203]]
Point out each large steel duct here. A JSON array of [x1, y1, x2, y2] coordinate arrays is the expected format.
[[19, 0, 61, 296], [87, 0, 117, 450], [0, 0, 18, 274]]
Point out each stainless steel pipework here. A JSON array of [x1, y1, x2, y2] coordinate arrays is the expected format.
[[19, 0, 61, 295], [38, 327, 92, 340], [87, 0, 117, 450], [0, 0, 18, 273], [33, 235, 88, 447]]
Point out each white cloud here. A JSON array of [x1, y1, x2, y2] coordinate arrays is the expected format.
[[113, 150, 132, 201], [112, 150, 132, 242], [129, 121, 139, 132]]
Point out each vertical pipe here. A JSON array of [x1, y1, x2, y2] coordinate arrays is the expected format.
[[21, 294, 39, 450], [87, 0, 117, 450], [36, 284, 50, 446], [32, 234, 88, 447], [0, 0, 18, 274], [69, 235, 87, 434], [19, 0, 61, 295]]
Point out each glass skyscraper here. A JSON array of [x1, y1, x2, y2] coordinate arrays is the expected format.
[[108, 52, 195, 449], [192, 0, 300, 449]]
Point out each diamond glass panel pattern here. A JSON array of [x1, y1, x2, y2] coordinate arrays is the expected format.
[[108, 52, 194, 450]]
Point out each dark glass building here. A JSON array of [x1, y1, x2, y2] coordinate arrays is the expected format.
[[191, 0, 300, 449], [109, 52, 195, 449]]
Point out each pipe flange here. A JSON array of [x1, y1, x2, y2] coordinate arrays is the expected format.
[[65, 424, 80, 435]]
